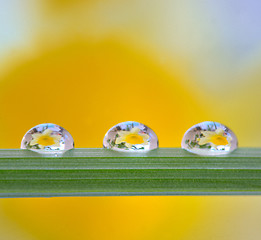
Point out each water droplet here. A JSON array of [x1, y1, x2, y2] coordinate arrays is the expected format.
[[21, 123, 74, 154], [103, 121, 158, 152], [181, 121, 238, 156]]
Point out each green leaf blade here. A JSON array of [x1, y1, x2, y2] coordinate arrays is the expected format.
[[0, 148, 261, 197]]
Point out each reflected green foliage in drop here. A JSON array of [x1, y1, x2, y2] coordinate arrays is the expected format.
[[182, 121, 238, 156], [103, 121, 158, 152], [21, 123, 74, 154]]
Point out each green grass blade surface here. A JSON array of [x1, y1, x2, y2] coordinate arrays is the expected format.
[[0, 148, 261, 197]]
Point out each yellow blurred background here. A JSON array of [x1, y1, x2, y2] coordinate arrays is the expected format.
[[1, 0, 261, 239]]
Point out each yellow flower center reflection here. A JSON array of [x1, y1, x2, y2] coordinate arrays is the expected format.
[[30, 129, 62, 149], [37, 136, 56, 146], [197, 128, 231, 149], [115, 127, 150, 148], [124, 134, 144, 145], [210, 135, 228, 146]]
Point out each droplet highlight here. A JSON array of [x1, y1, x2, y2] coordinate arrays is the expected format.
[[103, 121, 158, 152], [21, 123, 74, 154], [181, 121, 238, 156]]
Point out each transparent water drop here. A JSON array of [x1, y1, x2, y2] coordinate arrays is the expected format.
[[21, 123, 74, 154], [181, 121, 238, 156], [103, 121, 158, 152]]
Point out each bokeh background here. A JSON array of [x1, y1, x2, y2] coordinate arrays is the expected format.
[[1, 0, 261, 239]]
